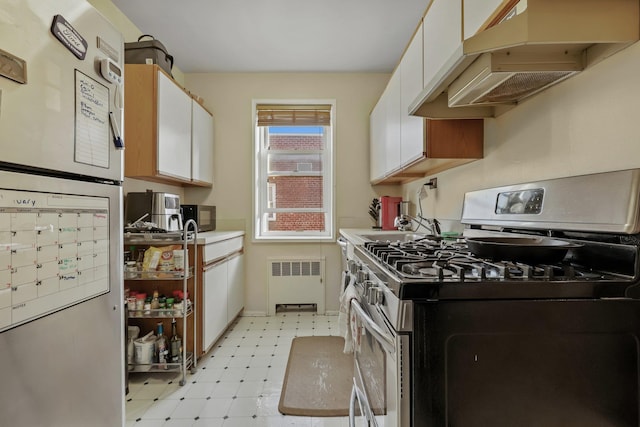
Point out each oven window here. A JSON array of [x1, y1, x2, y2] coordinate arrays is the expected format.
[[354, 316, 387, 416]]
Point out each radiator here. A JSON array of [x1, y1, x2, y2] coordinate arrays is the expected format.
[[267, 257, 325, 315]]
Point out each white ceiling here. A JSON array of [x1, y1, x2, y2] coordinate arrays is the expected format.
[[111, 0, 431, 73]]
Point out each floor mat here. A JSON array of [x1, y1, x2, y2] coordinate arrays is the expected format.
[[278, 336, 353, 417]]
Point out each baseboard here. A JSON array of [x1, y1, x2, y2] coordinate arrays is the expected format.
[[240, 310, 338, 317], [241, 310, 268, 317]]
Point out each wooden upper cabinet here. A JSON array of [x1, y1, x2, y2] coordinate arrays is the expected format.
[[425, 119, 483, 159], [124, 64, 213, 187], [371, 118, 483, 185]]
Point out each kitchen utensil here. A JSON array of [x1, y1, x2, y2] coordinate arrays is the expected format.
[[466, 236, 582, 264]]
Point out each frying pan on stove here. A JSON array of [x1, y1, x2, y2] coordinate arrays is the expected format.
[[466, 236, 582, 264]]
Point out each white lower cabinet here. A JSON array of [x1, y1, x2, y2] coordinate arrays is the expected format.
[[227, 253, 244, 323], [203, 261, 228, 352], [199, 235, 245, 355]]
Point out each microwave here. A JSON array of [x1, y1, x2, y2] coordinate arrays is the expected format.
[[181, 204, 216, 232]]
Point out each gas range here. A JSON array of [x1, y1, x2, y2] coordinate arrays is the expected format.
[[343, 169, 640, 427], [356, 233, 638, 301]]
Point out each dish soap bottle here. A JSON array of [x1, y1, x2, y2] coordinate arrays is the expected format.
[[170, 318, 182, 363]]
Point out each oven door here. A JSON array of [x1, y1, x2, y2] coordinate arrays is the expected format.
[[349, 299, 399, 427]]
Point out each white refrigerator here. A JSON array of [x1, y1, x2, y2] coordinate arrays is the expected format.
[[0, 1, 125, 425]]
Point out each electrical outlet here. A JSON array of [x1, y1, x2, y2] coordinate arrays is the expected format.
[[425, 177, 438, 189]]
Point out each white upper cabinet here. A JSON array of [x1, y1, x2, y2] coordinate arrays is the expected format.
[[191, 100, 214, 186], [400, 24, 424, 166], [384, 71, 402, 175], [124, 64, 215, 186], [422, 0, 462, 101], [157, 70, 192, 181], [369, 96, 387, 182], [463, 0, 507, 39]]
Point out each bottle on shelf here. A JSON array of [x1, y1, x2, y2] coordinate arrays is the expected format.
[[170, 318, 182, 363], [135, 248, 146, 271], [155, 322, 168, 369], [151, 290, 160, 310]]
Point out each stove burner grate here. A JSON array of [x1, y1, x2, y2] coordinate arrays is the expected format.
[[363, 236, 624, 283]]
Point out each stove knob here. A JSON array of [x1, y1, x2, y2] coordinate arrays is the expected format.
[[366, 286, 384, 305], [356, 269, 369, 284], [347, 260, 359, 275]]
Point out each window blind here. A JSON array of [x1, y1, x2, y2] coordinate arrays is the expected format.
[[256, 104, 332, 126]]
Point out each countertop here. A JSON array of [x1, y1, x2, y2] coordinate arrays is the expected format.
[[196, 230, 245, 245]]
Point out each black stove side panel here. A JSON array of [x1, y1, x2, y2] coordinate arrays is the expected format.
[[412, 300, 640, 427]]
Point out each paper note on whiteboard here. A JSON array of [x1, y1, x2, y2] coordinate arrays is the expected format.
[[74, 70, 109, 168]]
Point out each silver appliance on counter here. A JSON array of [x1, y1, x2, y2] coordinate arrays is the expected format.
[[345, 169, 640, 427], [125, 191, 183, 231], [0, 2, 125, 425]]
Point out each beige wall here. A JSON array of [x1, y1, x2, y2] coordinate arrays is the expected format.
[[91, 0, 396, 315], [402, 40, 640, 234], [183, 73, 392, 314], [88, 0, 185, 85], [90, 0, 640, 316]]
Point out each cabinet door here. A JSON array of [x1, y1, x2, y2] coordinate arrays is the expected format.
[[226, 253, 244, 323], [369, 98, 386, 182], [423, 0, 462, 97], [463, 0, 506, 39], [384, 71, 402, 175], [157, 71, 192, 181], [191, 100, 214, 185], [203, 262, 227, 351], [400, 24, 425, 167]]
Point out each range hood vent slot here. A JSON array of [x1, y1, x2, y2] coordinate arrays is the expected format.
[[448, 50, 583, 107], [485, 72, 574, 103]]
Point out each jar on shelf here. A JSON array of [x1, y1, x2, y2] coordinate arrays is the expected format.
[[144, 296, 152, 315], [125, 261, 137, 279], [165, 297, 174, 316], [158, 296, 166, 315], [135, 293, 146, 315]]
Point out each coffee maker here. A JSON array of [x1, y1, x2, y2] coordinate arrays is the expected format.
[[125, 191, 183, 232]]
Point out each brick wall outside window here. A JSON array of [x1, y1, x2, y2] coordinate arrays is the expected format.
[[268, 134, 325, 231]]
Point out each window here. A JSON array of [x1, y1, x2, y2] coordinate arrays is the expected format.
[[253, 101, 335, 241]]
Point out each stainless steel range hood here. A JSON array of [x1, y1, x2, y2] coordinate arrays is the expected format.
[[448, 49, 583, 107], [412, 0, 639, 117]]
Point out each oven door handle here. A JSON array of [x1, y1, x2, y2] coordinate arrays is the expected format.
[[351, 299, 396, 354], [349, 381, 359, 427], [350, 378, 378, 427]]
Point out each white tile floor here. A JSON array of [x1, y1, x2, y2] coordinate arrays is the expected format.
[[126, 313, 349, 427]]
